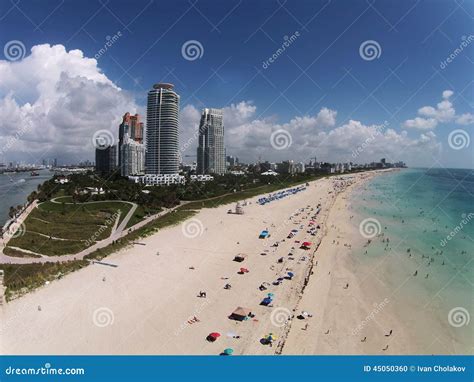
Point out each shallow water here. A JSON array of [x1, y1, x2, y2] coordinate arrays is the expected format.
[[350, 168, 473, 354]]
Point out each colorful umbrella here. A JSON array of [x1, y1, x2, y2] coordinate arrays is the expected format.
[[223, 348, 234, 355]]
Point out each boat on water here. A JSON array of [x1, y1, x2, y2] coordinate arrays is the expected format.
[[30, 171, 39, 176]]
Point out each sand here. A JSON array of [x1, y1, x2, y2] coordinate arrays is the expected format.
[[0, 171, 400, 355]]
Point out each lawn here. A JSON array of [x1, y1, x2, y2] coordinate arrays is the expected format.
[[6, 200, 131, 256]]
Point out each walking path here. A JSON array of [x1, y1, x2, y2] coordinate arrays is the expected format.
[[0, 204, 179, 264]]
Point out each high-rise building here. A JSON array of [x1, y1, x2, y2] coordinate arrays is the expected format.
[[196, 108, 225, 175], [119, 113, 144, 171], [95, 144, 117, 174], [121, 133, 145, 176], [145, 83, 180, 175]]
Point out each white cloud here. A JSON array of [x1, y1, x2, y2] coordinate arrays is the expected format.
[[0, 43, 445, 168], [455, 113, 474, 125], [0, 44, 139, 163], [403, 90, 472, 129], [442, 90, 454, 99], [403, 117, 438, 130]]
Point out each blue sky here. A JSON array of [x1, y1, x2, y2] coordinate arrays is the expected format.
[[0, 0, 472, 168]]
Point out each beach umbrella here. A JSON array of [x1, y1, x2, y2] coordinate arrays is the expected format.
[[267, 293, 274, 297], [223, 348, 234, 355], [210, 332, 221, 338], [287, 272, 294, 278]]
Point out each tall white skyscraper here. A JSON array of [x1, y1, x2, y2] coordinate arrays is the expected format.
[[145, 83, 180, 174], [197, 108, 225, 175]]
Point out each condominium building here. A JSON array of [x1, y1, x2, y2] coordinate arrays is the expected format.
[[120, 133, 145, 176], [145, 83, 180, 175], [95, 144, 117, 174], [196, 108, 225, 175], [119, 112, 144, 171]]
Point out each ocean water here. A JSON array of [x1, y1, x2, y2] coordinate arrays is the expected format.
[[350, 168, 473, 354], [0, 170, 52, 227]]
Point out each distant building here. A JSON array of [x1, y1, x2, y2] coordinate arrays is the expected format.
[[294, 162, 305, 173], [120, 133, 145, 176], [190, 174, 214, 182], [129, 173, 185, 186], [197, 108, 225, 175], [119, 112, 144, 172], [95, 144, 117, 174], [145, 83, 180, 175], [261, 169, 278, 176]]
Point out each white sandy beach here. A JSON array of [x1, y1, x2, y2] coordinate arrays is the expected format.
[[1, 171, 404, 355]]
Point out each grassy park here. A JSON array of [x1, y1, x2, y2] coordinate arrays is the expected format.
[[6, 200, 131, 256]]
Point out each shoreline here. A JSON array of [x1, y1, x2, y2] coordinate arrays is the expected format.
[[0, 170, 396, 355]]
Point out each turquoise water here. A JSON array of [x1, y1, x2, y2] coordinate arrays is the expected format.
[[0, 170, 52, 226], [351, 168, 473, 354]]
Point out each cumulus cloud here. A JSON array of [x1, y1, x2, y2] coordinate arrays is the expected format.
[[179, 101, 441, 166], [0, 44, 139, 163], [403, 117, 438, 130], [0, 43, 445, 168], [403, 90, 473, 129]]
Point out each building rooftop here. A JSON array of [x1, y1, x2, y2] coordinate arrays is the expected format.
[[153, 83, 174, 90]]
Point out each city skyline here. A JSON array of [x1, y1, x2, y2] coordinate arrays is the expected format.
[[0, 1, 472, 169]]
